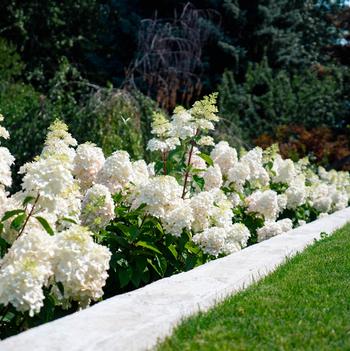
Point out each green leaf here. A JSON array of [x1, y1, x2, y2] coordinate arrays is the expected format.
[[40, 293, 56, 322], [115, 223, 132, 237], [198, 153, 214, 166], [110, 252, 124, 270], [35, 216, 54, 235], [141, 269, 150, 283], [1, 209, 25, 222], [131, 270, 142, 287], [185, 255, 198, 271], [22, 196, 35, 207], [110, 235, 129, 247], [168, 244, 178, 259], [135, 241, 162, 254], [113, 192, 124, 203], [0, 235, 9, 257], [118, 268, 132, 288], [155, 222, 164, 234], [154, 161, 164, 175], [185, 242, 201, 254], [135, 256, 148, 272], [61, 217, 77, 224], [155, 255, 168, 276], [10, 213, 26, 231], [147, 258, 162, 276], [129, 225, 139, 240], [56, 282, 65, 296], [193, 175, 205, 191]]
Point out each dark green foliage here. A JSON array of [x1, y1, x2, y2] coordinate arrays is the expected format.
[[101, 197, 208, 297], [158, 223, 350, 351], [218, 59, 350, 143], [72, 89, 146, 159], [279, 204, 320, 227], [0, 81, 49, 188], [42, 58, 157, 159], [216, 0, 343, 73], [0, 0, 101, 87], [0, 38, 24, 81], [233, 206, 264, 245], [0, 47, 156, 189], [1, 1, 345, 95]]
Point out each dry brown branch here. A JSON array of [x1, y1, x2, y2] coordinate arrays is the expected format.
[[124, 3, 218, 111]]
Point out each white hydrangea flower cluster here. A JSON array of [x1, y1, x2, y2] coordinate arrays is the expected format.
[[130, 175, 194, 237], [190, 189, 250, 255], [20, 157, 78, 215], [131, 175, 182, 217], [73, 143, 105, 191], [0, 229, 55, 316], [190, 189, 233, 233], [272, 155, 296, 185], [53, 225, 111, 308], [147, 112, 180, 153], [317, 166, 349, 210], [0, 223, 111, 316], [161, 198, 194, 237], [97, 151, 151, 194], [0, 114, 14, 189], [192, 227, 227, 257], [226, 161, 250, 192], [147, 93, 219, 153], [41, 119, 78, 166], [318, 166, 350, 194], [285, 175, 307, 209], [257, 219, 293, 242], [211, 144, 269, 192], [210, 141, 238, 175], [308, 183, 332, 212], [0, 148, 14, 189], [240, 147, 270, 187], [81, 184, 115, 232], [246, 190, 279, 221], [193, 223, 250, 257], [308, 182, 348, 213], [0, 119, 113, 317], [19, 119, 81, 222], [97, 151, 134, 193], [203, 164, 223, 191]]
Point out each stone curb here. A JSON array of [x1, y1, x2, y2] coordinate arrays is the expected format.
[[1, 207, 350, 351]]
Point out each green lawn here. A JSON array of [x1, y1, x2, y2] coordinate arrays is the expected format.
[[157, 223, 350, 351]]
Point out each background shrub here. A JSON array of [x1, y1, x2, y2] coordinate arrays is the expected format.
[[0, 46, 156, 189], [255, 125, 350, 171], [218, 59, 350, 145]]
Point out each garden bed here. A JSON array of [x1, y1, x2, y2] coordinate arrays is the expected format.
[[1, 207, 349, 351]]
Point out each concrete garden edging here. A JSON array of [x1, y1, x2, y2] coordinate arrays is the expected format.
[[1, 207, 350, 351]]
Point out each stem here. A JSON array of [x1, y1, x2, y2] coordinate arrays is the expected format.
[[17, 194, 40, 238]]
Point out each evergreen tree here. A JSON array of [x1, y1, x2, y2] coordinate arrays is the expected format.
[[216, 0, 344, 74], [0, 1, 346, 99], [218, 59, 350, 144]]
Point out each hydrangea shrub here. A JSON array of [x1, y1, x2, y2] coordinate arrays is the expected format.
[[0, 95, 349, 338]]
